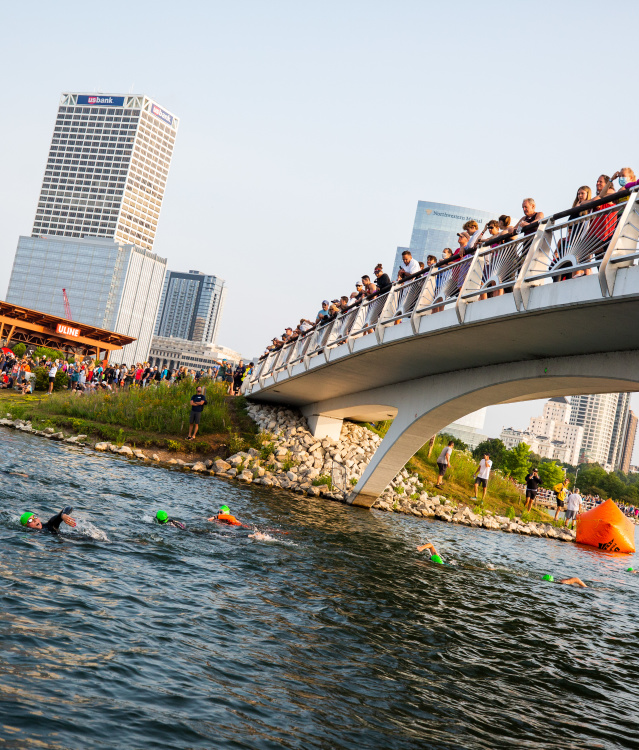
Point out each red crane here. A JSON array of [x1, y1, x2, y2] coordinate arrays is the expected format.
[[62, 288, 72, 320]]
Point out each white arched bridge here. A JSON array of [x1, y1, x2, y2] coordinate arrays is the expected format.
[[245, 189, 639, 507]]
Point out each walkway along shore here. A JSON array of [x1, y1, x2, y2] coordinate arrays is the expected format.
[[0, 406, 578, 543]]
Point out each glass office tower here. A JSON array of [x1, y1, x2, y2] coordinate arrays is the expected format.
[[6, 236, 167, 365], [392, 201, 498, 278], [32, 92, 179, 251], [154, 270, 227, 346]]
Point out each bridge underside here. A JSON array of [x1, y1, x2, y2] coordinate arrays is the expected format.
[[292, 351, 639, 507]]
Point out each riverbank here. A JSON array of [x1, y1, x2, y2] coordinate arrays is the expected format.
[[0, 400, 577, 544]]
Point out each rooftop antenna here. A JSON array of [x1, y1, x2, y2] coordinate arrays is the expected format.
[[129, 82, 135, 93]]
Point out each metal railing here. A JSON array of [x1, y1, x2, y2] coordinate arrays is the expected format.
[[414, 255, 472, 315], [348, 292, 390, 338], [460, 234, 531, 301], [379, 274, 428, 326]]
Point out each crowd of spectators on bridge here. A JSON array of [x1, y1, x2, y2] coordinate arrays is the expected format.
[[0, 349, 252, 398], [261, 168, 638, 360]]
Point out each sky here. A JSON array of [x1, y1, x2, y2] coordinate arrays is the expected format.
[[1, 0, 638, 450]]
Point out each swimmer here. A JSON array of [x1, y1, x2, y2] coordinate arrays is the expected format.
[[627, 567, 638, 574], [207, 505, 249, 528], [20, 506, 76, 535], [248, 531, 272, 542], [542, 574, 587, 588], [416, 541, 444, 565], [156, 510, 186, 529]]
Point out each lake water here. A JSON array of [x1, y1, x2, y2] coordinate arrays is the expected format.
[[1, 430, 638, 749]]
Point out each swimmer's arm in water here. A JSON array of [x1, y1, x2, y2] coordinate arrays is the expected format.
[[417, 542, 438, 556], [559, 577, 587, 588], [44, 506, 77, 533]]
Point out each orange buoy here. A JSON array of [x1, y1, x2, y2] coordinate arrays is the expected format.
[[575, 499, 635, 553]]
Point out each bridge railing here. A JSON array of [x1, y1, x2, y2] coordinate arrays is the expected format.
[[306, 319, 337, 359], [413, 255, 472, 317], [457, 234, 531, 310], [327, 305, 362, 348], [378, 273, 428, 328], [348, 292, 391, 339], [600, 188, 639, 295]]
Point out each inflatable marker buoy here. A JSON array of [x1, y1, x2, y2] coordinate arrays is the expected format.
[[576, 499, 635, 553]]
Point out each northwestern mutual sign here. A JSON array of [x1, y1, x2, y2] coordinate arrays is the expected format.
[[77, 95, 125, 106], [150, 103, 173, 126]]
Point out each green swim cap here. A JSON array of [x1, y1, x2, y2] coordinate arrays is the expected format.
[[542, 574, 554, 582], [430, 554, 444, 565], [156, 510, 168, 524], [219, 505, 230, 514], [627, 567, 635, 572], [20, 512, 35, 526]]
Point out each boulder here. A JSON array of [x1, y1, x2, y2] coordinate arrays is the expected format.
[[214, 459, 232, 473], [94, 442, 109, 451], [239, 470, 253, 482], [192, 462, 207, 472], [118, 446, 133, 456], [286, 470, 297, 481], [227, 468, 238, 477]]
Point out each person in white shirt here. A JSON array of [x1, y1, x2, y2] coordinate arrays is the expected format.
[[397, 250, 421, 281], [436, 440, 454, 487], [565, 489, 583, 529], [471, 453, 493, 501], [48, 362, 58, 394]]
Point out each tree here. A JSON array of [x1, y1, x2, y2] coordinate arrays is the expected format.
[[473, 438, 507, 470], [502, 442, 532, 482], [12, 343, 26, 358], [537, 461, 564, 489]]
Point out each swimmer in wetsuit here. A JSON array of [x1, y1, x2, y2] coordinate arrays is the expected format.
[[207, 505, 249, 528], [156, 510, 186, 529], [20, 506, 76, 534]]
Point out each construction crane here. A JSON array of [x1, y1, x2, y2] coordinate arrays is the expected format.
[[62, 288, 72, 319]]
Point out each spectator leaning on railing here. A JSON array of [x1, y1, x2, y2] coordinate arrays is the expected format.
[[397, 250, 420, 281], [374, 264, 392, 295], [513, 198, 544, 235]]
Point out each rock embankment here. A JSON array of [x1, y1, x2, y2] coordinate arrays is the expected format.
[[0, 407, 577, 543]]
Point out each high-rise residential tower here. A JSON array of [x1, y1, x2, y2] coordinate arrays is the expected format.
[[569, 393, 631, 471], [32, 92, 179, 251], [154, 270, 227, 346]]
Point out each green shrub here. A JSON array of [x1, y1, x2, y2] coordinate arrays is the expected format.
[[12, 343, 26, 358], [507, 506, 516, 520], [395, 486, 405, 494], [228, 431, 247, 454], [410, 492, 420, 500], [166, 439, 181, 452], [312, 474, 333, 488], [34, 367, 67, 392], [350, 477, 358, 486]]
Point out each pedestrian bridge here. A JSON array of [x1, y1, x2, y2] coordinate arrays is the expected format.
[[245, 189, 639, 507]]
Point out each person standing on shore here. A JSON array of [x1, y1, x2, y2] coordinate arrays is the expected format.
[[524, 468, 542, 512], [47, 361, 58, 394], [435, 440, 454, 488], [565, 489, 583, 529], [471, 453, 492, 502], [187, 385, 207, 441], [553, 478, 570, 521]]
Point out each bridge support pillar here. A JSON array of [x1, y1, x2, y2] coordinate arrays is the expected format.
[[306, 414, 343, 440]]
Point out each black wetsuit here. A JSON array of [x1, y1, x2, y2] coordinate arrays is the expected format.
[[38, 506, 73, 535], [167, 519, 186, 530]]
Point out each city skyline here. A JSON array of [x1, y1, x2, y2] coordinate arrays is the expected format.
[[1, 1, 638, 459]]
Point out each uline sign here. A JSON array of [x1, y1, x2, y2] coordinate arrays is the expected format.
[[56, 323, 80, 338]]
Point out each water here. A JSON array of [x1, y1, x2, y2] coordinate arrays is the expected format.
[[1, 430, 639, 750]]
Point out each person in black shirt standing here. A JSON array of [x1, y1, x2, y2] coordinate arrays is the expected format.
[[187, 385, 207, 440], [373, 264, 392, 296], [524, 467, 542, 512]]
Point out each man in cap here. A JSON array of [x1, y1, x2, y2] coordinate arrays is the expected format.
[[20, 506, 76, 535]]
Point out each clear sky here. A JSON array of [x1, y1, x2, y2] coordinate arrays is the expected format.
[[1, 0, 638, 452]]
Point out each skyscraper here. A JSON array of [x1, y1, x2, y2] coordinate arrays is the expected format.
[[569, 393, 631, 470], [6, 236, 166, 365], [619, 410, 638, 474], [154, 270, 226, 346], [391, 201, 498, 278], [32, 92, 179, 251]]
